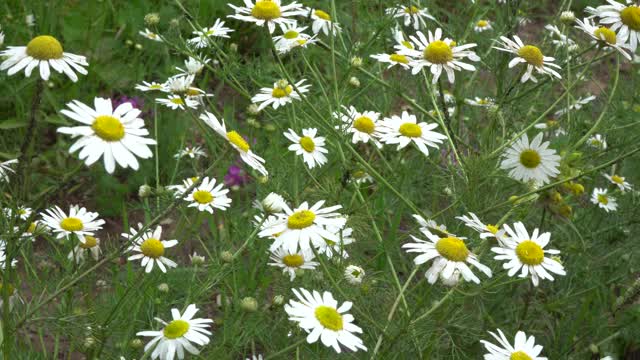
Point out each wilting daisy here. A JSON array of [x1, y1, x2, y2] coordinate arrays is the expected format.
[[135, 81, 166, 92], [0, 35, 88, 82], [156, 94, 199, 110], [188, 19, 234, 48], [200, 111, 268, 176], [253, 192, 287, 214], [174, 146, 207, 159], [604, 173, 632, 192], [139, 28, 162, 42], [40, 205, 104, 244], [317, 225, 354, 259], [285, 288, 367, 353], [575, 18, 632, 60], [124, 224, 178, 273], [554, 95, 596, 117], [378, 111, 447, 157], [251, 79, 309, 111], [494, 35, 561, 83], [481, 328, 548, 360], [67, 235, 101, 264], [500, 133, 560, 185], [465, 96, 495, 107], [456, 212, 505, 243], [587, 134, 607, 150], [491, 222, 566, 286], [386, 5, 435, 30], [344, 265, 365, 285], [0, 159, 18, 182], [268, 246, 318, 281], [137, 304, 213, 360], [183, 177, 232, 214], [175, 56, 210, 76], [307, 8, 341, 36], [370, 52, 412, 69], [591, 188, 618, 212], [228, 0, 305, 34], [273, 22, 315, 54], [58, 97, 156, 174], [284, 128, 328, 169], [474, 20, 492, 32], [334, 106, 382, 147], [587, 0, 640, 52], [403, 228, 492, 284]]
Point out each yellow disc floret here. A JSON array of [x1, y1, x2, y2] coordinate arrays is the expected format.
[[594, 27, 617, 44], [282, 254, 305, 267], [515, 240, 544, 265], [423, 40, 453, 64], [80, 236, 98, 249], [26, 35, 64, 60], [193, 190, 213, 204], [510, 351, 532, 360], [226, 131, 250, 152], [519, 149, 541, 169], [353, 116, 375, 134], [389, 53, 409, 64], [314, 9, 331, 21], [517, 45, 544, 67], [486, 224, 499, 234], [163, 319, 190, 339], [621, 6, 640, 31], [299, 136, 315, 152], [477, 20, 488, 27], [287, 210, 316, 229], [611, 175, 624, 184], [251, 0, 281, 20], [314, 305, 343, 331], [435, 237, 470, 262], [271, 85, 293, 98], [60, 217, 84, 232], [405, 6, 420, 14], [597, 194, 609, 205], [92, 115, 125, 142], [140, 238, 165, 258], [399, 123, 422, 138], [284, 30, 299, 39]]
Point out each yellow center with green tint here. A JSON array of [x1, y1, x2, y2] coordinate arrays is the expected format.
[[296, 39, 307, 46], [519, 149, 541, 169], [353, 116, 375, 134], [314, 305, 343, 331], [390, 53, 409, 64], [399, 123, 422, 138], [287, 210, 316, 229], [299, 136, 315, 152], [405, 6, 420, 14], [314, 9, 331, 21], [226, 131, 250, 152], [435, 237, 469, 262], [597, 194, 609, 205], [0, 283, 15, 296], [517, 45, 544, 67], [477, 20, 488, 27], [515, 240, 544, 265], [27, 222, 37, 233], [621, 6, 640, 31], [193, 190, 213, 204], [251, 0, 281, 20], [284, 30, 299, 39], [401, 40, 414, 49], [92, 115, 125, 141], [423, 40, 453, 64], [282, 254, 304, 267], [26, 35, 63, 60], [271, 85, 293, 98], [611, 175, 624, 184], [140, 238, 165, 258], [594, 27, 617, 44], [486, 224, 499, 234], [80, 235, 98, 249], [163, 319, 190, 339], [185, 88, 202, 96], [60, 217, 84, 232], [510, 351, 532, 360], [170, 97, 185, 105]]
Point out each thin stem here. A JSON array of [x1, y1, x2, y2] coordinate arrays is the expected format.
[[17, 79, 44, 197]]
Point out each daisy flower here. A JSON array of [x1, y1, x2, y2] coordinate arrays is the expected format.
[[333, 106, 382, 147], [0, 159, 18, 182], [474, 20, 492, 32], [284, 128, 328, 169], [317, 225, 354, 259], [124, 224, 178, 273], [4, 206, 32, 221], [175, 56, 210, 76], [156, 95, 199, 110], [285, 288, 367, 353], [200, 111, 268, 176], [228, 0, 305, 34], [456, 212, 505, 243], [307, 8, 341, 36], [604, 173, 632, 192], [188, 19, 234, 48], [491, 222, 566, 286], [350, 170, 374, 185], [402, 228, 492, 284], [273, 22, 315, 54], [139, 28, 162, 42], [135, 81, 166, 92], [587, 134, 607, 150], [0, 35, 88, 82], [58, 97, 156, 174], [137, 304, 213, 360], [167, 176, 199, 198], [183, 177, 232, 214], [344, 265, 365, 285], [251, 79, 309, 111], [587, 0, 640, 52], [40, 205, 104, 244], [494, 35, 561, 83], [465, 97, 495, 107], [174, 146, 207, 159], [554, 95, 596, 117], [481, 328, 548, 360], [545, 24, 577, 49], [392, 26, 416, 52], [370, 52, 412, 69], [67, 235, 101, 264], [268, 246, 318, 281], [385, 5, 435, 30], [500, 133, 561, 185], [591, 188, 618, 212], [575, 18, 632, 60], [378, 111, 447, 157], [253, 192, 287, 214], [413, 214, 449, 236]]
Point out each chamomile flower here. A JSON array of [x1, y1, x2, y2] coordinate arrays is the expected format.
[[554, 95, 596, 117], [474, 20, 492, 32], [58, 97, 157, 174], [456, 212, 505, 243], [67, 235, 101, 264], [307, 8, 341, 36], [591, 188, 618, 212], [285, 288, 367, 353], [344, 265, 365, 285], [5, 206, 33, 221], [350, 170, 374, 185], [136, 304, 213, 360], [174, 146, 207, 159], [124, 224, 178, 273], [188, 19, 234, 48], [370, 52, 412, 69], [183, 177, 232, 214], [284, 128, 328, 169], [587, 0, 640, 52], [175, 56, 210, 76], [167, 176, 199, 197], [139, 28, 162, 42], [268, 246, 318, 281], [491, 222, 566, 286], [500, 133, 561, 185], [378, 111, 447, 157], [604, 173, 632, 192], [200, 111, 268, 176], [575, 18, 632, 60], [545, 24, 577, 49], [334, 106, 382, 147], [587, 134, 607, 150], [228, 0, 305, 34], [0, 159, 18, 182], [402, 228, 492, 284], [0, 35, 88, 82], [393, 26, 416, 52], [494, 35, 561, 83], [251, 79, 309, 111], [273, 22, 315, 54], [318, 225, 354, 259], [254, 192, 287, 214], [156, 95, 199, 110], [386, 5, 435, 30], [481, 328, 548, 360], [40, 205, 105, 244], [135, 81, 166, 92], [465, 97, 495, 107], [412, 214, 449, 236]]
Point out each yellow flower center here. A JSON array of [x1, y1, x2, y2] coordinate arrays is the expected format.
[[401, 40, 414, 49], [597, 194, 609, 205], [193, 190, 213, 204], [27, 222, 37, 233], [620, 6, 640, 31], [510, 351, 533, 360], [26, 35, 64, 60], [226, 131, 250, 152], [594, 27, 617, 44], [170, 97, 185, 105], [299, 136, 315, 152], [314, 9, 331, 21], [405, 6, 420, 14], [423, 40, 453, 64], [389, 53, 409, 64], [282, 254, 304, 267], [399, 123, 422, 138], [0, 283, 15, 296], [80, 236, 98, 249], [314, 305, 343, 331], [519, 149, 541, 169], [517, 45, 544, 67], [271, 85, 293, 98], [92, 115, 125, 142], [287, 210, 316, 229], [296, 39, 307, 46], [515, 240, 544, 265], [60, 217, 84, 232], [435, 237, 470, 262], [611, 175, 624, 184], [149, 84, 163, 90], [185, 88, 202, 96], [251, 0, 281, 20], [163, 319, 190, 339], [486, 224, 499, 234], [477, 20, 488, 27], [353, 116, 375, 134], [284, 30, 299, 39], [140, 238, 165, 259]]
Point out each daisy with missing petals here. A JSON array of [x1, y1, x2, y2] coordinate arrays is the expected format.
[[253, 192, 287, 214], [491, 222, 566, 286], [344, 265, 365, 285], [156, 94, 199, 110], [465, 97, 495, 107], [587, 0, 640, 52], [456, 212, 505, 243], [285, 288, 367, 353], [587, 134, 607, 150], [175, 56, 210, 76], [318, 225, 354, 259], [307, 8, 341, 36], [188, 19, 234, 48], [0, 35, 88, 82], [284, 128, 328, 169], [135, 81, 166, 92], [268, 246, 318, 281], [40, 205, 105, 244], [167, 176, 199, 198], [334, 106, 382, 147], [174, 146, 207, 159], [393, 27, 416, 52], [474, 20, 493, 32], [124, 224, 178, 273], [500, 133, 560, 185], [0, 159, 18, 182], [494, 36, 561, 83], [251, 79, 309, 111], [273, 22, 316, 54], [137, 304, 213, 360], [575, 18, 632, 60], [400, 28, 480, 83], [67, 235, 101, 264], [370, 52, 412, 69], [228, 0, 305, 34], [402, 228, 492, 284], [378, 111, 447, 157], [481, 328, 548, 360], [591, 188, 618, 212], [183, 177, 232, 214], [386, 5, 435, 30], [139, 28, 162, 42], [604, 173, 632, 192], [200, 111, 268, 176], [58, 97, 156, 174]]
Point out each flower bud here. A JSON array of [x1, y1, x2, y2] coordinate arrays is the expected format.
[[560, 11, 575, 24], [157, 283, 169, 293], [144, 13, 160, 26], [349, 76, 360, 87], [138, 184, 152, 198], [220, 250, 234, 263], [350, 56, 363, 67], [240, 297, 258, 312]]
